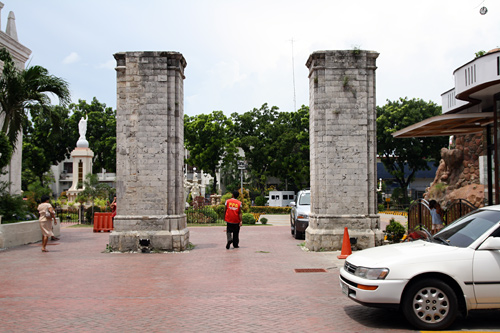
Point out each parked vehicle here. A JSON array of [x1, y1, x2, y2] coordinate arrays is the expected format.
[[290, 189, 310, 239], [339, 205, 500, 330], [268, 191, 295, 207]]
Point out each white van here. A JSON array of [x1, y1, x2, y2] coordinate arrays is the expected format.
[[267, 191, 295, 207]]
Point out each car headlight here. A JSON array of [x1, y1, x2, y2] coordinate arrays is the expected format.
[[297, 214, 309, 219], [354, 267, 389, 280]]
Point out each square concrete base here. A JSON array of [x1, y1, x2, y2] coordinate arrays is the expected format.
[[305, 214, 384, 251], [108, 228, 190, 252]]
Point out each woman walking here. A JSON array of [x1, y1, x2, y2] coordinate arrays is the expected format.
[[37, 195, 57, 252]]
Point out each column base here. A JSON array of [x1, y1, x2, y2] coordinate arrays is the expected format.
[[108, 229, 190, 252], [305, 214, 384, 251], [109, 214, 189, 252]]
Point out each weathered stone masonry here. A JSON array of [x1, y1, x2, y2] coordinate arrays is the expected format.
[[305, 50, 383, 251], [109, 51, 189, 252]]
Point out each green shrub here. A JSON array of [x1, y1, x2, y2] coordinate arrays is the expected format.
[[385, 218, 405, 243], [249, 206, 291, 214], [242, 213, 256, 225], [86, 206, 102, 224], [213, 204, 225, 219], [254, 195, 267, 206], [260, 217, 268, 225], [378, 204, 385, 212], [0, 182, 29, 222], [202, 207, 218, 223], [220, 192, 232, 204]]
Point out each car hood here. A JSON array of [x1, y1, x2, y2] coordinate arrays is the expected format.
[[346, 240, 470, 268], [295, 205, 310, 215]]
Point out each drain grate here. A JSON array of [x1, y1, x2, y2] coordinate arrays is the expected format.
[[294, 268, 327, 273]]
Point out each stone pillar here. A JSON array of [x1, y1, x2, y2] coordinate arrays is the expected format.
[[109, 51, 189, 252], [305, 50, 383, 251]]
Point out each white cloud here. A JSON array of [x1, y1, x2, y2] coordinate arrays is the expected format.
[[97, 59, 115, 70], [62, 52, 80, 65], [13, 0, 500, 114]]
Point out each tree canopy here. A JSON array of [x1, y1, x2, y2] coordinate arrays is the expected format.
[[184, 111, 237, 193], [21, 98, 116, 193], [231, 104, 310, 193], [66, 98, 116, 173], [183, 104, 311, 197], [22, 104, 72, 186], [0, 48, 70, 149], [377, 97, 449, 203]]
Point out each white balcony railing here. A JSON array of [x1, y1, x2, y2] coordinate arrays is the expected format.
[[454, 51, 500, 98]]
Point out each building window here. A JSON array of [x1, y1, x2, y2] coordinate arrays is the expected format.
[[78, 160, 83, 189], [63, 162, 73, 174]]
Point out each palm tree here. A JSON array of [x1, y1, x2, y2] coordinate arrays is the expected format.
[[0, 48, 71, 149]]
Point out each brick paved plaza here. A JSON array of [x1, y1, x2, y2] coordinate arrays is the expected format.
[[0, 223, 498, 332]]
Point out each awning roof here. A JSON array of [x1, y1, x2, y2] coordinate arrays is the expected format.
[[392, 112, 494, 138]]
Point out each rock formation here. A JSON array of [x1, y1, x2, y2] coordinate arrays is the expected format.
[[424, 133, 485, 208]]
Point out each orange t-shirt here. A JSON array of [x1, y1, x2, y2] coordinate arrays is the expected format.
[[225, 198, 242, 224]]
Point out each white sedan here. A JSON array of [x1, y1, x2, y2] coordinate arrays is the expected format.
[[339, 205, 500, 330]]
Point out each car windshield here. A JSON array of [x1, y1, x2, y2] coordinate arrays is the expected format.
[[434, 209, 500, 248], [299, 193, 310, 205]]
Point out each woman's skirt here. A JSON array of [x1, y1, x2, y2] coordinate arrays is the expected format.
[[39, 219, 54, 237]]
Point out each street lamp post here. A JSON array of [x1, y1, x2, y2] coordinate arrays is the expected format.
[[237, 161, 246, 196]]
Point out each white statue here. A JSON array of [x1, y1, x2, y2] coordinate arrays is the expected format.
[[78, 115, 87, 140], [76, 115, 89, 148], [191, 180, 200, 199]]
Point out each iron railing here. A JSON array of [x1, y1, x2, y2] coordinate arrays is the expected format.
[[407, 198, 478, 232], [185, 206, 225, 224], [444, 199, 477, 225]]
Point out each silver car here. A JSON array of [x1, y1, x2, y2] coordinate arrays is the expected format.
[[290, 189, 310, 239]]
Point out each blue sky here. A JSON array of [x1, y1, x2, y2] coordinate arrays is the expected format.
[[7, 0, 500, 116]]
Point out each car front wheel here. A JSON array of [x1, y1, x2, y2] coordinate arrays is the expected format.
[[402, 278, 458, 330]]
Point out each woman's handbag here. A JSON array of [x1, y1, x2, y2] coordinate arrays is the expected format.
[[45, 209, 52, 218]]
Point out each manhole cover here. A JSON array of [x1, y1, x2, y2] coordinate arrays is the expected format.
[[294, 268, 327, 273]]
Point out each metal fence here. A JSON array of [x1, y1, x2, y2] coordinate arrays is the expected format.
[[55, 205, 112, 224], [408, 198, 477, 232], [185, 206, 225, 224]]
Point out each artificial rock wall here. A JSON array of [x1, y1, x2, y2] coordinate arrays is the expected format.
[[109, 51, 189, 252], [305, 50, 383, 251]]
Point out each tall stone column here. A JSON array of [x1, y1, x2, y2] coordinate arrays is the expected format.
[[109, 51, 189, 252], [305, 50, 383, 251]]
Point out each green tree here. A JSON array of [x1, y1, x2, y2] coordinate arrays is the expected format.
[[79, 173, 112, 220], [377, 97, 448, 204], [0, 48, 70, 149], [0, 131, 12, 172], [231, 104, 310, 193], [184, 111, 237, 193], [22, 105, 72, 187], [66, 98, 116, 173], [269, 105, 310, 192], [231, 104, 280, 193]]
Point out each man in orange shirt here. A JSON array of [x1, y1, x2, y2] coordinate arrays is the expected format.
[[224, 190, 243, 249]]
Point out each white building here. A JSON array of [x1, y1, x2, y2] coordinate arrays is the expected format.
[[0, 3, 31, 195], [49, 157, 115, 198]]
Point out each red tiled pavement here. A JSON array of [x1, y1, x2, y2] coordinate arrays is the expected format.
[[0, 225, 498, 332]]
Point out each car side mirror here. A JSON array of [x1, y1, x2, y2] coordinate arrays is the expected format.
[[478, 237, 500, 250], [290, 202, 296, 207]]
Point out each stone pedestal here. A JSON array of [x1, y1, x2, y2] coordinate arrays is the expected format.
[[67, 147, 94, 202], [109, 51, 189, 252], [305, 50, 383, 251]]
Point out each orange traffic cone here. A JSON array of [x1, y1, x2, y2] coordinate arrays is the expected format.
[[337, 227, 352, 259]]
